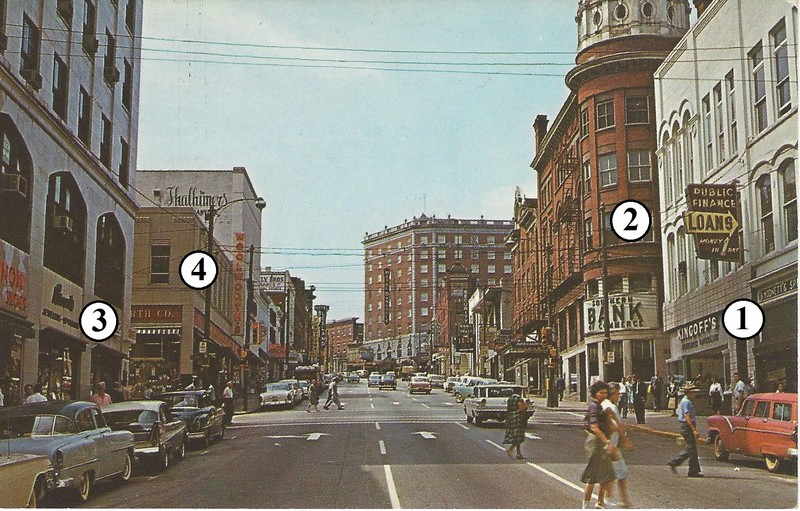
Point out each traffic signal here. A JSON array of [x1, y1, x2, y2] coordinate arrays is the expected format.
[[540, 326, 551, 344]]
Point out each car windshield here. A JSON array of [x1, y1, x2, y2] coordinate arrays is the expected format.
[[0, 414, 76, 438], [411, 377, 429, 383], [164, 395, 199, 408], [486, 387, 520, 398], [266, 383, 289, 392], [104, 409, 159, 430]]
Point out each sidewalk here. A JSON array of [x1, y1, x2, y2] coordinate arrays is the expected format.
[[529, 396, 710, 444], [232, 393, 263, 415]]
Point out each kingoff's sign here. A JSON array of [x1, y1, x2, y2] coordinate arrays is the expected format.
[[677, 313, 720, 353], [683, 183, 741, 262]]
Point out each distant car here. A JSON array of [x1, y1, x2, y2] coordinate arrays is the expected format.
[[154, 391, 225, 448], [357, 369, 369, 378], [380, 374, 397, 390], [408, 376, 432, 395], [0, 401, 135, 502], [0, 454, 54, 507], [368, 375, 381, 388], [453, 378, 497, 403], [347, 372, 360, 384], [464, 384, 534, 426], [103, 400, 188, 471], [278, 379, 304, 403], [428, 375, 446, 389], [707, 392, 798, 473], [298, 380, 311, 398], [445, 376, 463, 393], [260, 382, 297, 408]]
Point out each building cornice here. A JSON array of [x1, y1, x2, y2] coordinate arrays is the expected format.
[[565, 51, 672, 91], [531, 93, 578, 171]]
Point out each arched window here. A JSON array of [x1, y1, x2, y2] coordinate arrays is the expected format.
[[672, 122, 683, 201], [780, 160, 797, 243], [757, 175, 775, 254], [0, 114, 34, 252], [677, 228, 688, 296], [94, 214, 126, 308], [666, 233, 676, 299], [43, 173, 87, 285]]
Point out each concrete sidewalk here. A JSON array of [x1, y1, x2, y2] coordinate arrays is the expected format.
[[530, 396, 711, 444]]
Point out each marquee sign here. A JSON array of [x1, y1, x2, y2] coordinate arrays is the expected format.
[[683, 183, 741, 262]]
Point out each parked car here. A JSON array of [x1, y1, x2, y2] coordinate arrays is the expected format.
[[707, 392, 798, 472], [445, 376, 466, 393], [408, 376, 432, 395], [297, 380, 311, 399], [428, 375, 446, 389], [0, 401, 135, 502], [453, 378, 497, 403], [0, 453, 54, 507], [260, 382, 297, 408], [278, 379, 304, 403], [102, 401, 188, 471], [347, 372, 360, 384], [357, 369, 369, 378], [368, 374, 382, 388], [464, 384, 534, 426], [380, 374, 397, 390], [154, 391, 225, 448]]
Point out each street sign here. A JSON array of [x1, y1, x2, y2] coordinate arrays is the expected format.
[[199, 341, 207, 354]]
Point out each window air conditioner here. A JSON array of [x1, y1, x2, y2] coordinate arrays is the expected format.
[[53, 215, 74, 233], [0, 174, 27, 198]]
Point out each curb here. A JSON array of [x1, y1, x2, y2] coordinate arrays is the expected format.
[[625, 423, 710, 445]]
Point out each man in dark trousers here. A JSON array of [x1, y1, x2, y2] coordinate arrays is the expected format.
[[651, 374, 664, 411], [556, 376, 565, 401], [108, 382, 125, 404], [668, 383, 703, 477], [633, 374, 647, 424]]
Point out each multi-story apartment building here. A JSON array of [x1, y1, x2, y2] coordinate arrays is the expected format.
[[130, 207, 237, 391], [655, 0, 797, 392], [0, 0, 143, 405], [326, 317, 363, 373], [362, 215, 514, 372], [528, 0, 690, 400]]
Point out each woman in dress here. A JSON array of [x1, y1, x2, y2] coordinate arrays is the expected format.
[[708, 377, 723, 415], [598, 383, 633, 508], [581, 381, 617, 509], [502, 395, 528, 459], [306, 378, 321, 412]]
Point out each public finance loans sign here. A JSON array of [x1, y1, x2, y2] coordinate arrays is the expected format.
[[683, 184, 741, 262], [583, 294, 658, 334]]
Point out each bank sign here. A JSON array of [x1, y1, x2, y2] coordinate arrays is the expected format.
[[583, 294, 658, 334], [683, 183, 741, 262]]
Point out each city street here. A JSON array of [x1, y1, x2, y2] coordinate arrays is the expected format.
[[74, 381, 796, 509]]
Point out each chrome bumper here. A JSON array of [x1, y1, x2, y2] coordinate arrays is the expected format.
[[787, 448, 798, 457], [187, 431, 207, 439], [135, 446, 161, 456]]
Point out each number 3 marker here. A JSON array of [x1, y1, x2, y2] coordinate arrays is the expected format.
[[80, 301, 119, 342]]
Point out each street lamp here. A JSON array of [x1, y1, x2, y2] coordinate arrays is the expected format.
[[202, 197, 266, 395]]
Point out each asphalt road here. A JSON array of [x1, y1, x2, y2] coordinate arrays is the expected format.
[[66, 380, 796, 509]]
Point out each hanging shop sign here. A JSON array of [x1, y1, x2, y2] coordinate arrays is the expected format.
[[0, 239, 29, 317], [231, 232, 246, 336], [268, 343, 287, 358], [583, 294, 658, 334], [259, 272, 287, 293], [677, 313, 721, 354], [41, 268, 83, 335], [683, 183, 741, 262], [383, 268, 391, 324]]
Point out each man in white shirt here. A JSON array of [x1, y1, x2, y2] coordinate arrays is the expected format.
[[23, 384, 47, 404], [732, 372, 746, 414], [222, 381, 234, 425]]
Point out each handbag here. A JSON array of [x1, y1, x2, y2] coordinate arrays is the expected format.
[[667, 397, 676, 409]]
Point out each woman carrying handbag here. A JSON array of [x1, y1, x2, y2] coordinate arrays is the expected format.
[[666, 376, 680, 417]]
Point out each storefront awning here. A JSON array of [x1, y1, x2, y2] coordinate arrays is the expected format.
[[0, 310, 35, 338]]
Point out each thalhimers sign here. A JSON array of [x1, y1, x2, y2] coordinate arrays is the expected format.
[[584, 294, 657, 334]]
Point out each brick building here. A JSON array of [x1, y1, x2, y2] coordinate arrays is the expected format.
[[528, 0, 690, 400], [326, 317, 363, 373], [363, 215, 514, 373]]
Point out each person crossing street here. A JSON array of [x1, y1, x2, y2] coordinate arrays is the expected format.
[[667, 383, 703, 478], [323, 376, 344, 410]]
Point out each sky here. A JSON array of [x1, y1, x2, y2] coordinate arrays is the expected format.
[[137, 1, 579, 320]]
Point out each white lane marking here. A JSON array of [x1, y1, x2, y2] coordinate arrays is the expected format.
[[412, 398, 418, 402], [371, 403, 375, 409], [306, 433, 329, 441], [525, 433, 542, 440], [457, 423, 469, 430], [413, 431, 436, 439], [264, 434, 307, 439], [444, 402, 454, 406], [375, 422, 381, 430], [379, 440, 387, 455], [566, 412, 584, 417], [370, 397, 373, 401], [384, 465, 401, 509], [527, 462, 596, 500], [393, 402, 400, 405], [486, 439, 505, 451], [421, 403, 431, 409]]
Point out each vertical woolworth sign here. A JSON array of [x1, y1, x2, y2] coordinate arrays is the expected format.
[[232, 232, 246, 336], [683, 183, 741, 262], [383, 268, 391, 324]]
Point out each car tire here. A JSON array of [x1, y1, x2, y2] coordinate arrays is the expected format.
[[455, 394, 464, 403], [176, 437, 187, 460], [117, 450, 133, 482], [765, 455, 782, 473], [712, 434, 729, 461], [74, 471, 92, 503], [466, 414, 473, 423]]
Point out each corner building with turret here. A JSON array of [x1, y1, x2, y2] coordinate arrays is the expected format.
[[528, 0, 690, 400]]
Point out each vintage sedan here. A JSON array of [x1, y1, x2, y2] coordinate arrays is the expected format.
[[260, 382, 297, 408], [368, 374, 381, 388], [464, 384, 534, 426], [379, 373, 397, 390], [0, 401, 134, 502], [154, 391, 225, 448], [453, 377, 497, 403], [0, 454, 54, 507], [708, 392, 798, 472], [278, 379, 304, 403], [102, 401, 188, 471], [408, 376, 432, 395]]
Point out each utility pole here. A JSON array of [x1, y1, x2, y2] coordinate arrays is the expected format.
[[599, 204, 611, 382]]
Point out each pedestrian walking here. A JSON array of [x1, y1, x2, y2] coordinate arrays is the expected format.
[[633, 375, 647, 424], [502, 395, 528, 459], [580, 381, 617, 509], [651, 374, 663, 411], [667, 383, 703, 478], [624, 377, 634, 419], [666, 376, 679, 417], [708, 377, 723, 415], [307, 378, 322, 412], [222, 381, 235, 426], [323, 377, 343, 410], [598, 384, 633, 508], [731, 372, 745, 414], [618, 380, 628, 419], [556, 376, 565, 401], [90, 382, 111, 406]]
